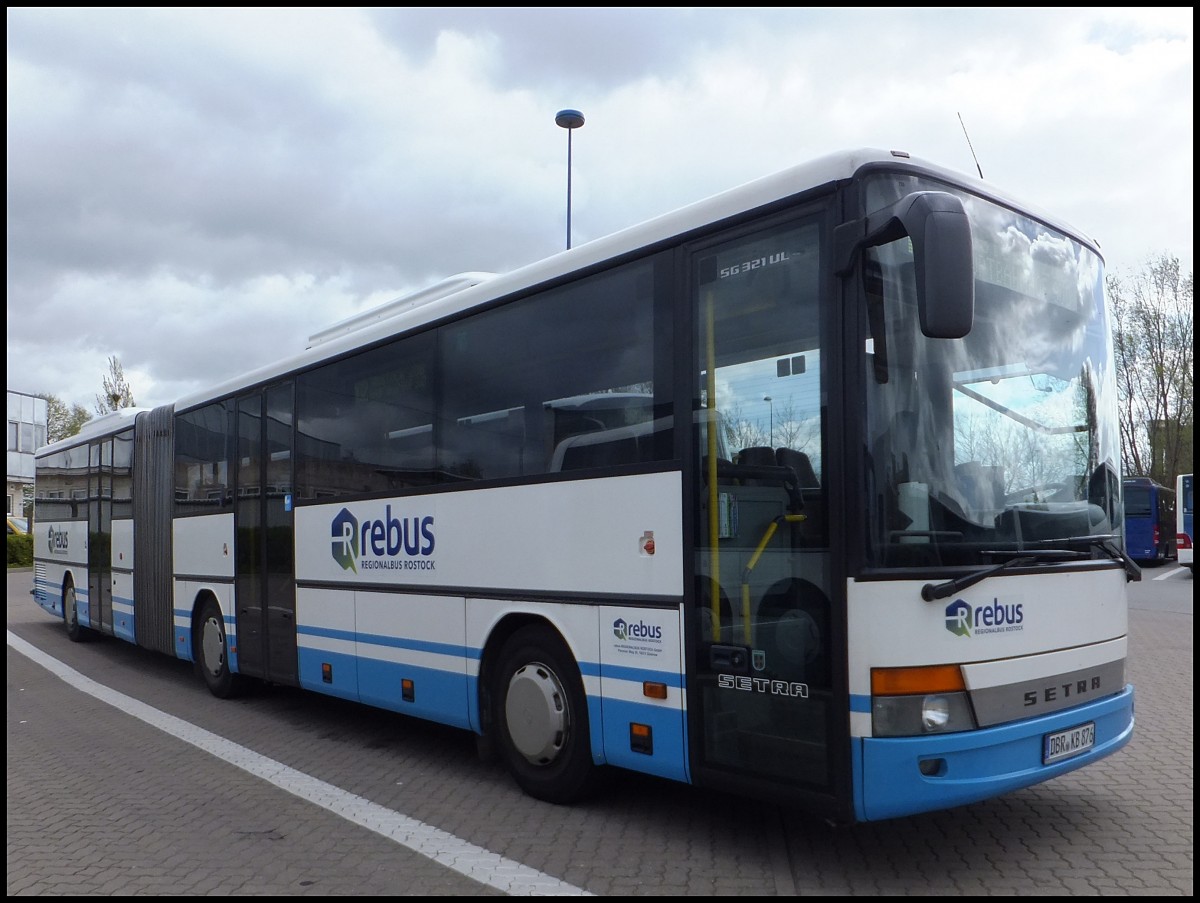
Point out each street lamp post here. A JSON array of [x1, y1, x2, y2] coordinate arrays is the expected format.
[[764, 396, 774, 447], [555, 109, 585, 249]]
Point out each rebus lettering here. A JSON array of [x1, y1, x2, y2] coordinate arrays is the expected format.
[[976, 599, 1023, 628], [360, 506, 435, 558]]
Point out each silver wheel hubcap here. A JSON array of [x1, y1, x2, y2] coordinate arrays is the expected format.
[[201, 616, 225, 677], [505, 662, 568, 765]]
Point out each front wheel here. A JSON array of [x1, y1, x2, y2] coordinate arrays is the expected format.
[[195, 597, 247, 699], [490, 625, 599, 804]]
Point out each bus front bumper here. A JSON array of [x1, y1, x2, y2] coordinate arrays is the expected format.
[[852, 684, 1135, 822]]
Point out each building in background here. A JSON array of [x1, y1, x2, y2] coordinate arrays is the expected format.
[[7, 390, 48, 517]]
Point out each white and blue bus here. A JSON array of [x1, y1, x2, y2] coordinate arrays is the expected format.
[[1177, 473, 1193, 572], [32, 148, 1138, 823]]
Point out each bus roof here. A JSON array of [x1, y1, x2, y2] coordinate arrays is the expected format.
[[1123, 476, 1169, 488], [157, 147, 1094, 413], [35, 406, 148, 457]]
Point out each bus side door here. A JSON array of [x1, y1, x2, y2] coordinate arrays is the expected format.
[[234, 383, 298, 684]]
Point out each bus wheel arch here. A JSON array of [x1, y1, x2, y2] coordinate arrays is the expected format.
[[483, 619, 600, 804], [192, 593, 247, 699]]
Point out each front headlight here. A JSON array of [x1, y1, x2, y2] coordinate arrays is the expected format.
[[870, 665, 978, 736], [872, 691, 977, 736]]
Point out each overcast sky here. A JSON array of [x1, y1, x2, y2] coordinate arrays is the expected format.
[[7, 7, 1193, 412]]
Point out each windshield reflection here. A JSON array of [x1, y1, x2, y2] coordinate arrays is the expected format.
[[862, 176, 1120, 568]]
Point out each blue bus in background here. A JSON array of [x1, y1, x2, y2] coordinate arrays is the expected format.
[[1123, 477, 1177, 565], [1177, 473, 1193, 572]]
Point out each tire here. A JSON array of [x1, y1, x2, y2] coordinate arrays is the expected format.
[[63, 581, 91, 643], [490, 624, 599, 804], [195, 597, 247, 699]]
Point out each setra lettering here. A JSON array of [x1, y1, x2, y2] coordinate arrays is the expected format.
[[1023, 676, 1102, 707]]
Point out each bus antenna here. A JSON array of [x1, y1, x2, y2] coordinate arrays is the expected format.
[[957, 112, 984, 180]]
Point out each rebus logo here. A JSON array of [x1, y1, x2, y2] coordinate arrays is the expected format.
[[330, 505, 436, 573], [46, 526, 69, 556], [945, 599, 972, 637], [331, 508, 359, 572], [945, 597, 1024, 637], [613, 618, 663, 642]]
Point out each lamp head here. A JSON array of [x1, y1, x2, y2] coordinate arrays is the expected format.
[[555, 109, 585, 130]]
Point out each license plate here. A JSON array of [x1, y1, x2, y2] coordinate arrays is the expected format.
[[1043, 722, 1096, 764]]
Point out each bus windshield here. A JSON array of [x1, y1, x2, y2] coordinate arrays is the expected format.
[[861, 175, 1120, 568]]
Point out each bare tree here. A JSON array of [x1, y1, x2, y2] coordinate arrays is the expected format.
[[720, 399, 767, 453], [94, 355, 137, 414], [1108, 252, 1193, 483]]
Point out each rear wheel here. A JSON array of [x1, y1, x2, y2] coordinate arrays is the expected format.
[[490, 624, 599, 804], [63, 581, 91, 643], [195, 597, 247, 699]]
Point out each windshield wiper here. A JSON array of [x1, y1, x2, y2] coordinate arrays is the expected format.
[[1038, 533, 1142, 583], [1091, 536, 1142, 582], [921, 549, 1087, 601]]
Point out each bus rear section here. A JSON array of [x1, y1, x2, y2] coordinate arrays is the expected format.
[[1178, 474, 1193, 571], [32, 411, 145, 646], [1123, 477, 1176, 564]]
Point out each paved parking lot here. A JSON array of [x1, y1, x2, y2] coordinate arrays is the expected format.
[[7, 567, 1192, 895]]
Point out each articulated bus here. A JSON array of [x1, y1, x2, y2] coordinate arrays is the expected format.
[[32, 148, 1138, 823], [1178, 473, 1193, 572], [1122, 477, 1177, 564]]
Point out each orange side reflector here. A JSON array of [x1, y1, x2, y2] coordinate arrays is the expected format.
[[629, 722, 653, 755], [643, 681, 668, 700], [872, 664, 965, 696]]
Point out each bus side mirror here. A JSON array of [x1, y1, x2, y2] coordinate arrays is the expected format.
[[899, 192, 974, 338], [835, 190, 975, 339]]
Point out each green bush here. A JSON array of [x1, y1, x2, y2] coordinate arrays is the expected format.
[[7, 532, 33, 567]]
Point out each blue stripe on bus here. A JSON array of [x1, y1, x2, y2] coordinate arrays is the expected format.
[[32, 576, 59, 616], [112, 594, 136, 642], [849, 693, 872, 713], [296, 625, 479, 661], [297, 645, 359, 701], [293, 631, 688, 772], [596, 662, 685, 688], [598, 696, 689, 783], [852, 685, 1135, 822], [358, 655, 474, 730], [295, 644, 473, 730]]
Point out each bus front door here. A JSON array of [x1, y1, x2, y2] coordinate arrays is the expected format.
[[690, 220, 838, 802], [234, 383, 297, 685]]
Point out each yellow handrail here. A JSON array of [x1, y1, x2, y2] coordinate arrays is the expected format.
[[740, 514, 806, 645]]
